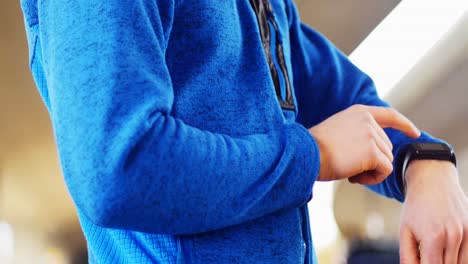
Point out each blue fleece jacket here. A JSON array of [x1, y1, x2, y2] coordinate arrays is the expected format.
[[21, 0, 442, 263]]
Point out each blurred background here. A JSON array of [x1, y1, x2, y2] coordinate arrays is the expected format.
[[1, 0, 467, 263]]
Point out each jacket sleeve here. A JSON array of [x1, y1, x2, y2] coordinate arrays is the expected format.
[[32, 0, 321, 234], [285, 0, 445, 202]]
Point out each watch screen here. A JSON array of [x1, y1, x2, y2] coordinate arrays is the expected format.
[[418, 143, 447, 151]]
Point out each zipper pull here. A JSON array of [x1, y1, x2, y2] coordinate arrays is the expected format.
[[262, 0, 275, 19]]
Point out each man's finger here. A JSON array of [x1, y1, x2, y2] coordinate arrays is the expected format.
[[420, 236, 444, 264], [349, 144, 392, 185], [366, 106, 420, 138], [370, 143, 393, 182], [348, 172, 375, 185], [371, 117, 393, 151], [458, 233, 468, 264], [400, 226, 420, 264], [348, 171, 388, 185], [443, 224, 462, 264], [371, 125, 393, 163]]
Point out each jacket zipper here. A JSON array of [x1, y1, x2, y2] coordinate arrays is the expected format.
[[249, 0, 295, 111]]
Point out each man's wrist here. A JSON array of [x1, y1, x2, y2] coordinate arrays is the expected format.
[[405, 160, 458, 193], [398, 142, 456, 196]]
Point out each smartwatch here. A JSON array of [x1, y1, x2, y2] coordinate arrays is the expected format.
[[397, 142, 456, 195]]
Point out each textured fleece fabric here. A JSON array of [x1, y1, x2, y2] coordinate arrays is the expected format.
[[21, 0, 443, 263]]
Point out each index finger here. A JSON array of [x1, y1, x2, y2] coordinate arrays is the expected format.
[[366, 106, 421, 138]]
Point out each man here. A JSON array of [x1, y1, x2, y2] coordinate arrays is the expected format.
[[21, 0, 467, 263]]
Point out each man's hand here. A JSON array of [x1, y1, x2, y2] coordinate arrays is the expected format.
[[400, 160, 468, 264], [309, 104, 420, 183]]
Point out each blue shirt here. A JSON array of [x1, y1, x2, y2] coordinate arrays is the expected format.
[[21, 0, 442, 263]]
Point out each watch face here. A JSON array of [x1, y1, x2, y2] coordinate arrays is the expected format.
[[417, 143, 448, 151]]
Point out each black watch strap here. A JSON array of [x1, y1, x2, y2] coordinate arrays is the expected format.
[[396, 142, 456, 196]]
